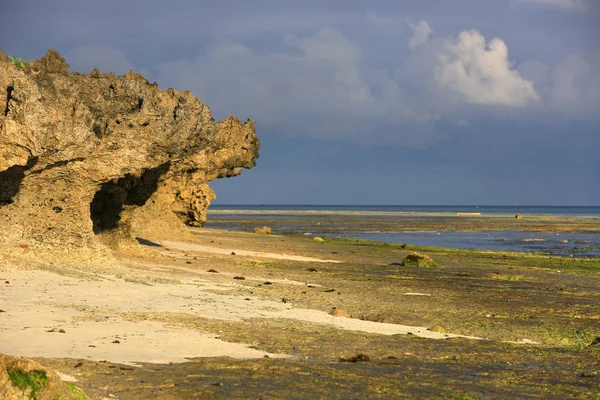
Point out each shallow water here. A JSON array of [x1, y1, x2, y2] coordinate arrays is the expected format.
[[210, 204, 600, 216], [206, 214, 600, 257], [334, 230, 600, 257], [206, 206, 600, 257]]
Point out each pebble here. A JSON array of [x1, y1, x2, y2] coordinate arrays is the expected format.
[[341, 354, 370, 363], [330, 309, 349, 318]]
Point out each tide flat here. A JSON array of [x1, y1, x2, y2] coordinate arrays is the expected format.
[[2, 217, 599, 399]]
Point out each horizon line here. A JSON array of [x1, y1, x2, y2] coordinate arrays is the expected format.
[[209, 204, 599, 207]]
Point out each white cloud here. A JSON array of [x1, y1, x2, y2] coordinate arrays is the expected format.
[[435, 30, 539, 107], [511, 0, 587, 11], [66, 45, 134, 75], [154, 29, 369, 122], [87, 21, 593, 147], [408, 20, 432, 50], [153, 28, 437, 146], [285, 27, 372, 103], [154, 25, 597, 145], [519, 54, 600, 116]]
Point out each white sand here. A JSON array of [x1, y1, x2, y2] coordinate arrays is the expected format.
[[1, 261, 487, 367], [0, 269, 289, 364], [54, 371, 78, 382], [160, 240, 341, 263], [8, 229, 541, 365], [189, 227, 284, 238], [122, 259, 323, 287]]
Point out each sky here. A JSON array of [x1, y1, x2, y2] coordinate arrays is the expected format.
[[1, 0, 598, 205]]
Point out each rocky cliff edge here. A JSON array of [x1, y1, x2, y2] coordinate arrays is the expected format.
[[0, 49, 259, 267]]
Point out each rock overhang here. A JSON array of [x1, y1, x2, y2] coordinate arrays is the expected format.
[[0, 49, 259, 264]]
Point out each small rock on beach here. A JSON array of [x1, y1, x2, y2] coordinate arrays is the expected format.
[[330, 309, 349, 318], [253, 226, 272, 234], [401, 252, 437, 268]]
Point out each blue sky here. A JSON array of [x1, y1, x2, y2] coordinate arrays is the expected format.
[[1, 0, 598, 205]]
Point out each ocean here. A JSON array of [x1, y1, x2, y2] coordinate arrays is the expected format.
[[209, 205, 600, 216], [206, 205, 600, 257]]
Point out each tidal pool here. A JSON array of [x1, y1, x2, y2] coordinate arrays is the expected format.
[[334, 230, 600, 257]]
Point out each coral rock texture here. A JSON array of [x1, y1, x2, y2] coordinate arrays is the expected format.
[[0, 49, 258, 264], [0, 353, 81, 400]]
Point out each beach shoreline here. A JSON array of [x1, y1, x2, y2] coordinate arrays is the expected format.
[[1, 219, 599, 398]]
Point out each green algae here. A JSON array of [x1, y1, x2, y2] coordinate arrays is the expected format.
[[65, 383, 88, 400], [7, 368, 47, 400], [8, 56, 29, 70]]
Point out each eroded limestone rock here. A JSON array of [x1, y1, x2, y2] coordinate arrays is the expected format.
[[0, 353, 82, 400], [0, 49, 259, 265]]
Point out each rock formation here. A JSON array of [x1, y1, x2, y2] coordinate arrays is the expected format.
[[0, 49, 259, 265], [0, 353, 83, 400]]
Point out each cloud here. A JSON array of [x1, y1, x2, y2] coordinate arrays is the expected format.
[[520, 54, 600, 117], [550, 53, 600, 114], [65, 45, 134, 75], [511, 0, 587, 11], [435, 30, 539, 107], [92, 17, 594, 147], [285, 27, 372, 104], [154, 29, 360, 117], [153, 28, 436, 146], [408, 20, 432, 50], [152, 23, 596, 146]]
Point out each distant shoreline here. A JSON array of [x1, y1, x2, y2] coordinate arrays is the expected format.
[[208, 209, 529, 217], [204, 210, 600, 257], [208, 205, 600, 218]]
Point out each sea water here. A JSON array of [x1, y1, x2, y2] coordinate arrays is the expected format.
[[207, 205, 600, 257], [335, 231, 600, 257], [209, 205, 600, 216]]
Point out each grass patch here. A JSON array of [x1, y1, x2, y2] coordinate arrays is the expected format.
[[8, 56, 29, 70], [492, 274, 525, 281], [7, 367, 48, 399]]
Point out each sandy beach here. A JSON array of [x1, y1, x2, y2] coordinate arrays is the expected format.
[[1, 220, 599, 398], [1, 231, 480, 368]]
